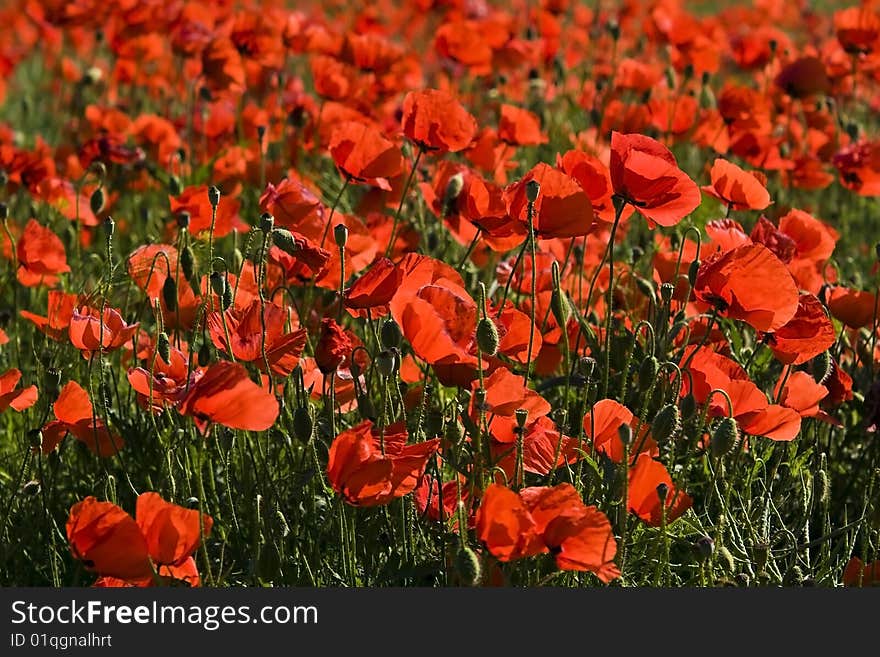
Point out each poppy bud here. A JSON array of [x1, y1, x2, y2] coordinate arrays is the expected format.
[[232, 247, 244, 272], [90, 187, 104, 215], [651, 403, 682, 445], [380, 319, 402, 349], [271, 228, 299, 257], [688, 259, 701, 287], [784, 565, 804, 586], [103, 215, 115, 238], [515, 408, 529, 429], [334, 223, 349, 249], [811, 350, 832, 384], [638, 356, 659, 391], [444, 418, 465, 445], [198, 341, 212, 367], [210, 271, 227, 298], [442, 173, 465, 217], [817, 469, 830, 505], [607, 18, 620, 40], [157, 332, 171, 364], [22, 480, 41, 496], [635, 277, 655, 302], [711, 417, 740, 458], [716, 545, 735, 573], [476, 317, 500, 356], [455, 545, 481, 586], [0, 202, 7, 220], [185, 497, 200, 510], [168, 174, 182, 197], [176, 210, 190, 230], [259, 212, 274, 234], [618, 423, 633, 447], [208, 185, 221, 208], [293, 404, 313, 442], [524, 179, 542, 205], [181, 245, 195, 281], [695, 535, 714, 563], [28, 429, 43, 449], [473, 388, 487, 411], [376, 349, 398, 377], [89, 161, 107, 181], [222, 283, 233, 309], [162, 276, 178, 312], [315, 318, 352, 374]]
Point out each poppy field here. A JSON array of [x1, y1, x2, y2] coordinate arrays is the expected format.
[[1, 0, 880, 589]]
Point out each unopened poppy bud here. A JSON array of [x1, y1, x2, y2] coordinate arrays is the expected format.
[[716, 545, 735, 573], [711, 417, 740, 458], [232, 247, 243, 272], [476, 317, 499, 356], [607, 18, 620, 40], [635, 277, 655, 301], [157, 332, 171, 364], [651, 404, 682, 445], [455, 545, 481, 586], [186, 497, 200, 510], [334, 223, 349, 249], [688, 259, 701, 287], [656, 482, 669, 504], [665, 66, 676, 90], [168, 174, 182, 197], [259, 212, 274, 234], [28, 429, 43, 449], [699, 84, 716, 110], [444, 418, 465, 444], [638, 356, 659, 391], [695, 535, 714, 562], [162, 276, 178, 311], [210, 271, 227, 298], [515, 408, 529, 429], [618, 423, 633, 447], [811, 350, 832, 384], [817, 469, 830, 505], [181, 245, 195, 281], [442, 173, 464, 217], [271, 228, 299, 257], [222, 283, 233, 309], [376, 349, 398, 377], [208, 185, 221, 208], [198, 341, 211, 367], [89, 161, 107, 182], [380, 319, 402, 349], [293, 404, 313, 442], [90, 187, 104, 215], [0, 202, 7, 220], [176, 210, 190, 229], [525, 179, 541, 204]]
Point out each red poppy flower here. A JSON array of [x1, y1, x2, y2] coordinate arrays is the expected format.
[[762, 293, 836, 365], [835, 5, 880, 55], [126, 243, 179, 300], [259, 177, 325, 233], [327, 420, 439, 507], [825, 357, 854, 407], [498, 104, 547, 147], [66, 492, 212, 587], [414, 472, 468, 527], [843, 557, 880, 587], [16, 218, 70, 287], [41, 381, 124, 457], [329, 121, 402, 189], [472, 367, 551, 444], [207, 299, 307, 377], [749, 216, 797, 264], [628, 454, 692, 526], [344, 257, 402, 319], [774, 372, 829, 420], [694, 243, 799, 332], [775, 56, 830, 99], [69, 306, 139, 358], [315, 318, 353, 374], [827, 286, 877, 329], [178, 361, 279, 434], [401, 89, 478, 153], [582, 399, 634, 462], [476, 483, 620, 581], [702, 158, 771, 211], [503, 163, 595, 239], [169, 185, 244, 238], [127, 345, 193, 412], [0, 369, 38, 413], [609, 132, 701, 227]]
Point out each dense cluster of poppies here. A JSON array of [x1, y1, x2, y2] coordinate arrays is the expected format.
[[0, 0, 879, 587]]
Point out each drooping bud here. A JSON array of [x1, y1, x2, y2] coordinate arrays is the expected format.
[[444, 418, 465, 445], [376, 349, 398, 377], [638, 356, 659, 391], [651, 403, 682, 445], [45, 368, 61, 401], [90, 187, 104, 215], [209, 271, 227, 298], [157, 332, 171, 364], [271, 228, 299, 257], [476, 317, 500, 356], [162, 276, 178, 311], [293, 404, 314, 442], [442, 173, 464, 217], [711, 417, 740, 458], [455, 545, 482, 586], [618, 423, 633, 447], [181, 245, 195, 281], [688, 260, 701, 287], [28, 429, 43, 449], [168, 174, 182, 197], [102, 215, 115, 238]]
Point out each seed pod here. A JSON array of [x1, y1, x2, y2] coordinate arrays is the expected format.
[[751, 542, 769, 572], [515, 408, 529, 429], [638, 355, 659, 391], [455, 545, 482, 586], [334, 223, 349, 249], [577, 357, 596, 380], [162, 276, 178, 311], [176, 210, 190, 229], [651, 403, 682, 445], [157, 332, 171, 364], [525, 179, 541, 203], [293, 404, 313, 442], [659, 282, 675, 304], [476, 317, 499, 356], [380, 319, 403, 350], [208, 185, 220, 208], [711, 417, 740, 458], [90, 187, 104, 215], [181, 245, 195, 281], [259, 212, 274, 234]]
